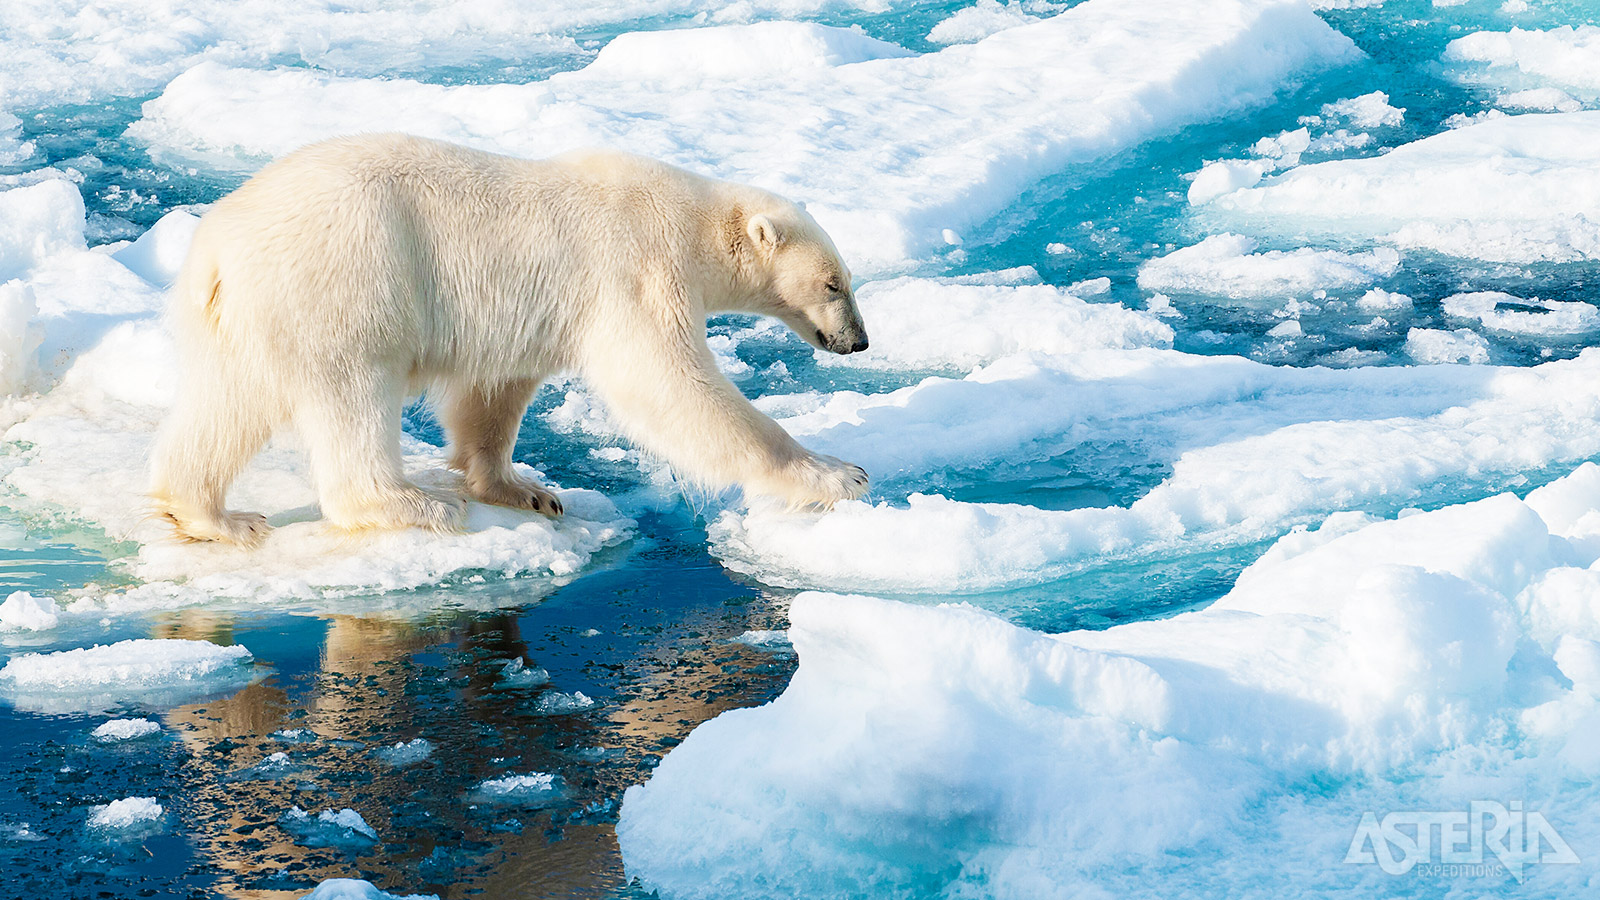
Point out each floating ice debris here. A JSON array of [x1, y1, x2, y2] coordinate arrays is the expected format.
[[0, 591, 59, 632], [271, 728, 316, 743], [88, 797, 163, 832], [732, 630, 794, 654], [279, 807, 378, 848], [376, 738, 435, 767], [1405, 327, 1491, 365], [91, 718, 160, 742], [229, 752, 301, 782], [496, 658, 552, 689], [471, 772, 567, 808], [2, 822, 45, 842], [301, 879, 441, 900], [532, 691, 596, 716]]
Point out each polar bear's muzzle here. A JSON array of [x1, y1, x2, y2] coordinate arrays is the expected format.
[[817, 324, 869, 355]]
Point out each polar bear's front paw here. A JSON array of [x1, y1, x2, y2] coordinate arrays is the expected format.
[[777, 453, 869, 511], [165, 508, 272, 548], [468, 473, 564, 518]]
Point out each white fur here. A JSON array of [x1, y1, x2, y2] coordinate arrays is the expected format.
[[149, 134, 870, 545]]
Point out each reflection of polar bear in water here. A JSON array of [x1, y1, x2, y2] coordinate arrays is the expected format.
[[150, 134, 870, 546]]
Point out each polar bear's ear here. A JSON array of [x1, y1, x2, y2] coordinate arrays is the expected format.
[[747, 214, 783, 255]]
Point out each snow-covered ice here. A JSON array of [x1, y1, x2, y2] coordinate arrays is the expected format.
[[1405, 327, 1491, 365], [1445, 26, 1600, 98], [91, 717, 160, 742], [0, 591, 59, 632], [301, 880, 441, 900], [0, 638, 254, 714], [129, 0, 1359, 271], [1200, 111, 1600, 263], [88, 797, 163, 832], [1136, 233, 1400, 301], [1441, 291, 1600, 336], [620, 464, 1600, 897]]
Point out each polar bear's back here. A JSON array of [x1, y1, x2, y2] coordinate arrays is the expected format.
[[179, 135, 717, 383]]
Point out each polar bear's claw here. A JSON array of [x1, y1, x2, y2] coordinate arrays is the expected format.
[[163, 508, 271, 548], [465, 474, 564, 518]]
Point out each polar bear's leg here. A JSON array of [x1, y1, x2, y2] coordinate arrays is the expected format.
[[441, 378, 563, 517], [297, 371, 465, 534], [582, 303, 869, 510], [149, 377, 274, 546]]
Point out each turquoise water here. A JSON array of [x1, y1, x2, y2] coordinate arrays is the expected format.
[[4, 1, 1600, 897]]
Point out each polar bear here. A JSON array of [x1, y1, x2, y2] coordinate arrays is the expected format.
[[149, 134, 870, 545]]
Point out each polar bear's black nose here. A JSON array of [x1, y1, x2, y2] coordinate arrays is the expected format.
[[850, 337, 869, 353]]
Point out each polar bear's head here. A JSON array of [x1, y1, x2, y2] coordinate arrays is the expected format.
[[735, 205, 868, 355]]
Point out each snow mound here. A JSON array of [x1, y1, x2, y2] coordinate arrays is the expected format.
[[826, 276, 1172, 370], [1202, 111, 1600, 263], [0, 638, 255, 714], [1137, 233, 1400, 300], [712, 350, 1600, 593], [130, 0, 1359, 271], [620, 466, 1600, 896], [92, 717, 161, 742]]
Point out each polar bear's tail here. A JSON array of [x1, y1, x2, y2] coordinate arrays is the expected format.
[[170, 222, 224, 336]]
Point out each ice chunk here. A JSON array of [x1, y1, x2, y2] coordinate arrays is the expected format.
[[1187, 159, 1267, 204], [620, 478, 1599, 897], [279, 807, 377, 848], [1354, 287, 1412, 311], [1301, 90, 1405, 129], [1441, 291, 1600, 335], [131, 2, 1359, 271], [532, 690, 596, 715], [0, 111, 35, 166], [1404, 327, 1490, 365], [375, 738, 435, 767], [91, 718, 160, 742], [0, 638, 254, 714], [110, 210, 201, 286], [1202, 112, 1600, 263], [88, 797, 163, 832], [584, 22, 912, 81], [1500, 87, 1583, 113], [1445, 26, 1600, 96], [0, 591, 59, 631], [1137, 234, 1400, 300], [471, 772, 566, 807], [496, 658, 551, 688], [822, 276, 1171, 371], [301, 880, 440, 900]]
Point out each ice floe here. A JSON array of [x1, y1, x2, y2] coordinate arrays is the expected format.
[[620, 464, 1600, 896], [130, 0, 1359, 271], [471, 772, 567, 807], [0, 637, 255, 714], [1441, 291, 1600, 336], [1200, 111, 1600, 263], [1136, 233, 1400, 301], [1445, 25, 1600, 100], [376, 738, 435, 767], [301, 880, 441, 900], [825, 275, 1172, 370], [1404, 327, 1491, 365], [710, 349, 1600, 593]]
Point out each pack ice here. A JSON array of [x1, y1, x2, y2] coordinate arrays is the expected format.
[[129, 0, 1359, 271], [0, 638, 255, 714], [618, 464, 1600, 897]]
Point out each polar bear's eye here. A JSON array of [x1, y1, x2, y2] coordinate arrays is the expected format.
[[825, 279, 842, 294]]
